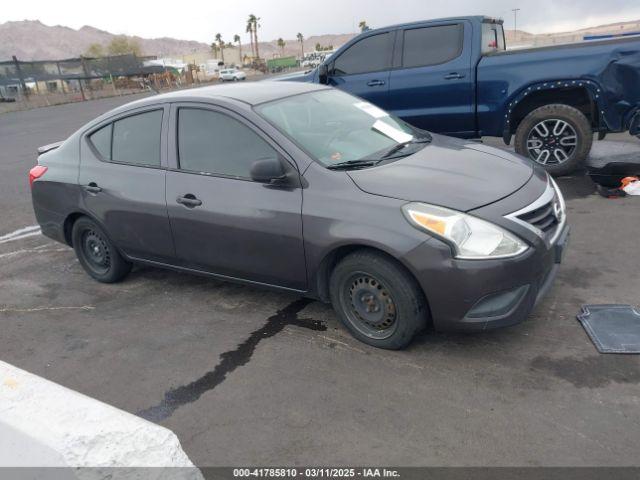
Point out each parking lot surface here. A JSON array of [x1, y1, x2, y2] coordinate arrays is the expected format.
[[1, 94, 640, 466]]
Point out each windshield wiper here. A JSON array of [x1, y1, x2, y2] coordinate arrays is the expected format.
[[364, 136, 432, 161], [326, 159, 382, 170]]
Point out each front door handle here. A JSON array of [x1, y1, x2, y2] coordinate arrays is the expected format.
[[444, 72, 465, 80], [83, 183, 102, 194], [176, 194, 202, 208], [366, 79, 386, 87]]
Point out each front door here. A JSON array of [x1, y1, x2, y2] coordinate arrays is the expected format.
[[327, 31, 394, 109], [165, 104, 306, 290]]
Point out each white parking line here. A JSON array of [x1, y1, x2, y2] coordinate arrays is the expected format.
[[0, 226, 42, 245], [0, 248, 67, 259]]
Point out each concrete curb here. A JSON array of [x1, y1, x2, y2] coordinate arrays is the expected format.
[[0, 360, 202, 476]]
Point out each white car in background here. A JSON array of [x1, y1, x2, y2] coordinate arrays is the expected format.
[[219, 68, 247, 82]]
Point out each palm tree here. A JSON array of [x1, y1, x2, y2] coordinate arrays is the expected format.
[[210, 42, 219, 58], [358, 20, 369, 32], [234, 34, 242, 64], [248, 14, 261, 59], [296, 32, 304, 59], [246, 19, 255, 59], [215, 33, 225, 63], [277, 38, 285, 56]]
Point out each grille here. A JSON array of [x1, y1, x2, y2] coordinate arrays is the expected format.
[[517, 199, 559, 238]]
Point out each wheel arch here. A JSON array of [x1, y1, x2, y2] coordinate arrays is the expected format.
[[63, 210, 117, 251], [503, 79, 606, 143], [313, 243, 429, 311]]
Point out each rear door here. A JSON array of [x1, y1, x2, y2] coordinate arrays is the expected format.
[[79, 105, 174, 262], [326, 31, 394, 108], [387, 21, 475, 136], [165, 103, 306, 290]]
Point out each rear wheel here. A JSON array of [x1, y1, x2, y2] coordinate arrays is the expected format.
[[71, 217, 131, 283], [514, 104, 593, 176], [329, 250, 427, 350]]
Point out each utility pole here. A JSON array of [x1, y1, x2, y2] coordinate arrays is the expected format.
[[512, 8, 521, 43]]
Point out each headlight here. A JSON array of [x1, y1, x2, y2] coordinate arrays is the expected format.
[[402, 203, 529, 259]]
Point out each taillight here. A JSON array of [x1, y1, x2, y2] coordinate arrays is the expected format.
[[29, 165, 48, 188]]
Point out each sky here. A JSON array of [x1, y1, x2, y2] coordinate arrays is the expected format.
[[2, 0, 640, 44]]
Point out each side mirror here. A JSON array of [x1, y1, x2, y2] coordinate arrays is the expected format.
[[318, 63, 329, 85], [250, 157, 287, 184]]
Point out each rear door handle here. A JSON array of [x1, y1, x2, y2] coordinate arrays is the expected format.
[[176, 194, 202, 208], [366, 79, 386, 87], [83, 183, 102, 194], [444, 72, 465, 80]]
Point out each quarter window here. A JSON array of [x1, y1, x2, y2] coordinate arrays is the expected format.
[[177, 108, 278, 179], [111, 110, 163, 166], [89, 123, 112, 160], [402, 24, 464, 68], [332, 33, 392, 76]]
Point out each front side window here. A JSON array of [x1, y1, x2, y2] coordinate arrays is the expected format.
[[111, 110, 163, 166], [256, 89, 426, 167], [177, 108, 278, 179], [332, 33, 392, 76], [402, 24, 464, 68]]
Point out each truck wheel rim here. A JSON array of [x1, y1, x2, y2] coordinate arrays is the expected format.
[[344, 273, 397, 340], [526, 119, 577, 165]]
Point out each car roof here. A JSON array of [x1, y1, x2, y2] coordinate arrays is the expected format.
[[130, 81, 329, 108]]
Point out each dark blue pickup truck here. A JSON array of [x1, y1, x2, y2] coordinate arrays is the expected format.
[[278, 16, 640, 175]]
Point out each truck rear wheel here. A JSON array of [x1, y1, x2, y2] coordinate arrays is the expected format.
[[514, 104, 592, 176]]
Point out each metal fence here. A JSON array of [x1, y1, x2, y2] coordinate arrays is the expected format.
[[0, 54, 193, 112]]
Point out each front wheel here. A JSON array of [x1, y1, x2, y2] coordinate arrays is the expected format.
[[514, 104, 593, 176], [71, 217, 131, 283], [329, 250, 427, 350]]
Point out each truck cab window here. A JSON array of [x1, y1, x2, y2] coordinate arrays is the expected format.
[[332, 33, 392, 76], [402, 24, 464, 68]]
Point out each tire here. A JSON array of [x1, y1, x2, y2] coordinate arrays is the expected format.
[[514, 104, 593, 176], [329, 250, 428, 350], [71, 217, 131, 283]]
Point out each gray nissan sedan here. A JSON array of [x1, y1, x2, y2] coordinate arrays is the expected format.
[[30, 82, 569, 349]]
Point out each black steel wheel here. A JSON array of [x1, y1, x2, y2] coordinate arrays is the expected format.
[[345, 272, 398, 340], [330, 250, 427, 349], [514, 104, 593, 176], [72, 217, 131, 283]]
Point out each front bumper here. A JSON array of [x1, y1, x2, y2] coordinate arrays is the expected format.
[[403, 223, 570, 332]]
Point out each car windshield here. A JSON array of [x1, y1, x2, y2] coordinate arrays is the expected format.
[[255, 89, 428, 167]]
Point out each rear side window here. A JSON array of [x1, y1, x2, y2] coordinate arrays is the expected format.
[[402, 24, 464, 68], [177, 108, 278, 179], [89, 124, 112, 159], [332, 33, 392, 76], [482, 23, 506, 54], [111, 110, 163, 166]]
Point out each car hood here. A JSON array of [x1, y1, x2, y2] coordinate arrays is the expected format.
[[346, 134, 534, 212]]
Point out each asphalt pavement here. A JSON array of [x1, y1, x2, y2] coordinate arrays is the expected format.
[[1, 93, 640, 466]]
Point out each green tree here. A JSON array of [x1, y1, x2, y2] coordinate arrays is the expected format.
[[107, 36, 141, 56], [296, 32, 304, 59], [358, 20, 370, 32], [277, 38, 285, 56], [84, 43, 105, 57], [210, 42, 219, 57], [315, 42, 321, 51], [215, 33, 225, 63]]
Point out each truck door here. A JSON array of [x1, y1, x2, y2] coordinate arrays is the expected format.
[[387, 21, 475, 136], [325, 31, 393, 109]]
